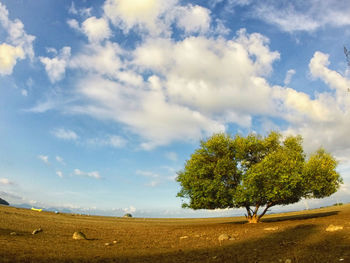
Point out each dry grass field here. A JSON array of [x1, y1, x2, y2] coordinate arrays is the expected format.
[[1, 204, 350, 263]]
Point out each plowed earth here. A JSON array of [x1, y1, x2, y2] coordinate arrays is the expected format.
[[1, 204, 350, 262]]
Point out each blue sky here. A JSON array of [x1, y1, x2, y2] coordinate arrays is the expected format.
[[1, 0, 350, 217]]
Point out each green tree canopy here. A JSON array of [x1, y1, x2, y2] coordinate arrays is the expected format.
[[176, 131, 342, 223]]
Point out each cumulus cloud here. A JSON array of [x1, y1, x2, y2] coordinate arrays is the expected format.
[[174, 5, 211, 34], [103, 0, 182, 35], [254, 1, 350, 32], [74, 169, 101, 179], [0, 43, 25, 75], [67, 18, 80, 31], [56, 171, 63, 178], [53, 2, 350, 155], [52, 128, 78, 140], [82, 16, 111, 42], [68, 16, 111, 43], [69, 41, 123, 78], [67, 29, 280, 149], [274, 51, 350, 157], [0, 3, 35, 75], [38, 155, 49, 164], [39, 47, 71, 83]]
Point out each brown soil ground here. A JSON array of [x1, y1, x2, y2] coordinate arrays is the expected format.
[[1, 204, 350, 263]]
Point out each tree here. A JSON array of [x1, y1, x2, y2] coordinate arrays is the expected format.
[[0, 197, 9, 205], [176, 131, 342, 223]]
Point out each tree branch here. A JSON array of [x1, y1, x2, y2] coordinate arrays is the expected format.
[[253, 204, 260, 215], [245, 206, 252, 217], [258, 203, 272, 220]]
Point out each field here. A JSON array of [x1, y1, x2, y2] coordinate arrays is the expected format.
[[1, 204, 350, 263]]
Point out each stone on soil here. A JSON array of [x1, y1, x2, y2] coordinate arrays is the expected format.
[[32, 228, 42, 235], [72, 231, 87, 240], [325, 224, 343, 232], [218, 234, 230, 242], [264, 227, 279, 231]]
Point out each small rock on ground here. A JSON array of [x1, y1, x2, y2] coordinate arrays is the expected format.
[[10, 232, 17, 236], [285, 259, 292, 263], [326, 224, 343, 232], [179, 236, 189, 239], [113, 240, 118, 244], [32, 228, 43, 235], [264, 227, 279, 231], [72, 231, 87, 240], [218, 234, 230, 242], [105, 243, 110, 246]]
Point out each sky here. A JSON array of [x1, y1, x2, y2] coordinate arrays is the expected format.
[[1, 0, 350, 218]]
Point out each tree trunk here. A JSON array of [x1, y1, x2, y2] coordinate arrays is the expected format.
[[247, 214, 259, 223], [245, 204, 272, 223]]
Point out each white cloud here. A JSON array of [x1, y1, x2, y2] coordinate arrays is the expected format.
[[68, 29, 280, 149], [274, 51, 350, 157], [56, 171, 63, 178], [69, 41, 123, 78], [174, 5, 211, 34], [254, 1, 350, 32], [74, 169, 101, 179], [38, 155, 49, 164], [0, 2, 35, 69], [67, 18, 80, 31], [52, 128, 78, 141], [0, 178, 14, 185], [68, 16, 111, 43], [103, 0, 178, 35], [82, 16, 111, 42], [309, 51, 350, 93], [0, 43, 25, 75], [40, 46, 71, 83], [284, 69, 296, 86]]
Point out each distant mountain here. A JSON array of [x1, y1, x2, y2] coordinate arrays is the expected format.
[[0, 197, 9, 205]]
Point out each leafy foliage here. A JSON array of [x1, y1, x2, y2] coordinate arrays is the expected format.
[[176, 131, 342, 223], [0, 197, 9, 206]]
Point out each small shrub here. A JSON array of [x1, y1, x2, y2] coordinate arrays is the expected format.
[[123, 213, 132, 218], [333, 203, 343, 206]]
